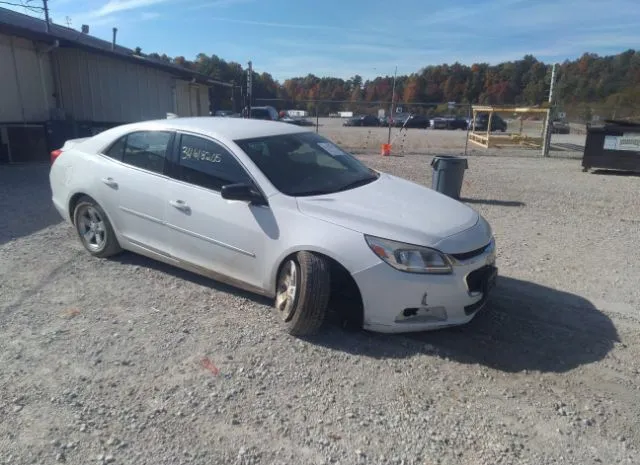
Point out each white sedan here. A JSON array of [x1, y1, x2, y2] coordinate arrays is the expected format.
[[49, 117, 497, 336]]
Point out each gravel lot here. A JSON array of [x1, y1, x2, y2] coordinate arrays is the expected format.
[[1, 154, 639, 465], [314, 117, 587, 158]]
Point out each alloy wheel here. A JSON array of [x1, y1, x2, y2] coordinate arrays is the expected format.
[[77, 205, 107, 252], [275, 260, 299, 321]]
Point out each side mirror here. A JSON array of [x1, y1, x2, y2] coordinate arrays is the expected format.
[[221, 183, 267, 206]]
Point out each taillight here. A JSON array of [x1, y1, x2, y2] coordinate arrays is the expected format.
[[50, 149, 63, 164]]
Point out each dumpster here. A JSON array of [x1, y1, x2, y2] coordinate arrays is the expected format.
[[430, 155, 468, 199], [582, 120, 640, 173]]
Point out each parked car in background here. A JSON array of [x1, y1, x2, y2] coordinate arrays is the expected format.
[[551, 119, 570, 134], [390, 113, 411, 127], [249, 106, 280, 121], [430, 117, 466, 130], [343, 115, 380, 127], [49, 117, 496, 337], [214, 110, 235, 117], [470, 113, 507, 132], [400, 114, 431, 129], [281, 116, 315, 127], [447, 117, 470, 130], [430, 117, 443, 129]]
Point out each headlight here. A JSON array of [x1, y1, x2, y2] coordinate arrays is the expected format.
[[365, 235, 452, 274]]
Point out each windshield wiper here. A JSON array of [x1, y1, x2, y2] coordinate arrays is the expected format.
[[335, 175, 379, 192], [292, 189, 334, 197], [291, 174, 379, 197]]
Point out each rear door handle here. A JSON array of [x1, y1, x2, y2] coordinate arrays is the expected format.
[[169, 199, 190, 213], [101, 177, 118, 188]]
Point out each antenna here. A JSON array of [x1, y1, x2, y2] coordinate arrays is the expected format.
[[65, 16, 72, 28]]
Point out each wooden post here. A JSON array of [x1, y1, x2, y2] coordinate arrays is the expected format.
[[519, 115, 524, 136], [464, 104, 471, 156]]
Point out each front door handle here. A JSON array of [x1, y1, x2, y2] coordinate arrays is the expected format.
[[169, 199, 190, 213], [101, 177, 118, 188]]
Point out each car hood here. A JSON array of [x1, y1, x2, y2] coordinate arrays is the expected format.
[[296, 173, 491, 253]]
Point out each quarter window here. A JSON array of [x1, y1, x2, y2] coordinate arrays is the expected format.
[[121, 131, 172, 174], [177, 134, 250, 191], [104, 136, 126, 161]]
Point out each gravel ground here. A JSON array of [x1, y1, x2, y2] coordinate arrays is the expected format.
[[315, 118, 586, 158], [1, 157, 639, 465]]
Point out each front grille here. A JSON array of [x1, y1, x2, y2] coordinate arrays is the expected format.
[[450, 242, 490, 261]]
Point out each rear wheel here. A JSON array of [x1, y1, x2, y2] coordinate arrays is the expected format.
[[73, 197, 121, 258], [274, 252, 330, 336]]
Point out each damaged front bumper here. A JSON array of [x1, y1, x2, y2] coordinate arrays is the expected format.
[[353, 239, 497, 333]]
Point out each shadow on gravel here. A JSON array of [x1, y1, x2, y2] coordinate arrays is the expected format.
[[0, 165, 62, 245], [111, 252, 272, 306], [461, 198, 525, 207], [310, 276, 619, 373], [590, 169, 640, 177]]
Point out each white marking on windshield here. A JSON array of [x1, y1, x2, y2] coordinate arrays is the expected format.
[[317, 142, 347, 157]]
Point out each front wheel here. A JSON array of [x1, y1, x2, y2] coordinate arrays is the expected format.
[[274, 252, 330, 336], [73, 197, 122, 258]]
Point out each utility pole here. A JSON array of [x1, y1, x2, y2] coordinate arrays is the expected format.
[[387, 65, 397, 145], [246, 60, 252, 119], [230, 80, 235, 113], [541, 63, 557, 158], [43, 0, 50, 32]]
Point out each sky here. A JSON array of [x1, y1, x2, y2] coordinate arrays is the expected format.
[[6, 0, 640, 81]]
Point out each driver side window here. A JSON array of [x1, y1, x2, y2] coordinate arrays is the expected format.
[[177, 134, 251, 191]]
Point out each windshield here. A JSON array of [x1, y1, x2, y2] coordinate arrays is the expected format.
[[234, 132, 379, 196]]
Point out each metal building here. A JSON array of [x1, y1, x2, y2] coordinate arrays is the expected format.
[[0, 8, 231, 163]]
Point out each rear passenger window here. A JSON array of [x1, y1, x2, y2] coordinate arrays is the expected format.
[[178, 134, 250, 191], [122, 131, 172, 174]]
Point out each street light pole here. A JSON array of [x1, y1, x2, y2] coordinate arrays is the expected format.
[[387, 65, 397, 145]]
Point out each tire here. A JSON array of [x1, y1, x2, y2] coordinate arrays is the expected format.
[[73, 196, 122, 258], [274, 251, 330, 336]]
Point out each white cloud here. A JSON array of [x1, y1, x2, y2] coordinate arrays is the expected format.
[[91, 0, 171, 17], [140, 11, 160, 20], [204, 16, 350, 31], [420, 0, 528, 26], [190, 0, 253, 9]]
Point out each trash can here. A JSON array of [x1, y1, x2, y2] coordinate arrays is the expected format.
[[430, 155, 468, 199]]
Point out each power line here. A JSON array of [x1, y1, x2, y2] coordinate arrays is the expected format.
[[0, 0, 43, 12]]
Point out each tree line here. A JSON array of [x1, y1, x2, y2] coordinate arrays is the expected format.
[[145, 50, 640, 122]]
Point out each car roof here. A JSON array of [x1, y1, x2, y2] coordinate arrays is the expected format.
[[100, 117, 310, 143]]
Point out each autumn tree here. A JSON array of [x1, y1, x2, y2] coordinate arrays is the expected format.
[[141, 48, 639, 120]]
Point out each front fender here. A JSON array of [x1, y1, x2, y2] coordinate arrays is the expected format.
[[263, 221, 380, 296]]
